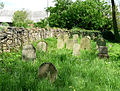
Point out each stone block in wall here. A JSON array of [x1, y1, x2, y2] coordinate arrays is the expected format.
[[7, 40, 12, 45], [0, 33, 7, 41], [2, 44, 10, 52], [0, 45, 2, 53]]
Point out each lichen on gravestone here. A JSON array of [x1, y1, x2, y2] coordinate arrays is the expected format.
[[38, 62, 57, 83], [22, 44, 36, 61], [80, 37, 91, 50], [37, 41, 47, 52], [73, 43, 80, 56]]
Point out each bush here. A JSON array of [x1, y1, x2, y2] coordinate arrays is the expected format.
[[47, 0, 112, 30], [12, 10, 33, 28], [34, 19, 48, 28], [1, 22, 9, 26]]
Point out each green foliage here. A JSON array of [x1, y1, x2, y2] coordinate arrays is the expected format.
[[47, 0, 112, 30], [117, 12, 120, 31], [1, 22, 9, 26], [0, 37, 120, 91], [34, 19, 48, 28], [108, 43, 120, 59], [0, 2, 4, 9], [12, 10, 33, 28]]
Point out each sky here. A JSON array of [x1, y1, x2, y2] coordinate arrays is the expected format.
[[0, 0, 120, 11], [0, 0, 55, 11]]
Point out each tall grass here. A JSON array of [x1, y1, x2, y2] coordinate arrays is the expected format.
[[0, 37, 120, 91]]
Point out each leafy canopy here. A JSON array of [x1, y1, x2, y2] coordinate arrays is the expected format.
[[12, 10, 33, 28], [47, 0, 112, 30]]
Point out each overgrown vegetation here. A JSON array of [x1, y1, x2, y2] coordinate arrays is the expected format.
[[46, 0, 112, 30], [12, 10, 33, 28], [0, 37, 120, 91], [34, 19, 48, 28]]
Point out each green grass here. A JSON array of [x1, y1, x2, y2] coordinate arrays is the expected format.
[[0, 37, 120, 91]]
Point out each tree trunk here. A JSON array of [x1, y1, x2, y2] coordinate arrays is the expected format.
[[111, 0, 120, 42]]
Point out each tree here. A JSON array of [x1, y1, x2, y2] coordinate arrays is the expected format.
[[111, 0, 120, 42], [47, 0, 112, 30], [12, 10, 33, 27], [0, 2, 4, 9]]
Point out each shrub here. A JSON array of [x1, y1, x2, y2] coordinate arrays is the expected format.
[[1, 22, 9, 26], [34, 19, 48, 28], [47, 0, 112, 30], [12, 10, 33, 28]]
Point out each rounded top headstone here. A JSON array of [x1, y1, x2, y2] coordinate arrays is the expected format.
[[38, 62, 57, 83]]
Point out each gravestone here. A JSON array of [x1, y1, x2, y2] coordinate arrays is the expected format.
[[22, 44, 36, 61], [38, 62, 57, 83], [98, 46, 109, 58], [57, 39, 65, 49], [57, 34, 65, 49], [98, 46, 108, 54], [73, 43, 80, 56], [96, 38, 106, 49], [73, 34, 79, 44], [80, 37, 91, 50], [37, 41, 47, 52], [85, 36, 91, 40], [66, 39, 73, 50], [57, 33, 64, 39], [64, 33, 69, 44]]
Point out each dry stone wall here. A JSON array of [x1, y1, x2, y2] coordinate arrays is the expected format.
[[0, 27, 69, 53]]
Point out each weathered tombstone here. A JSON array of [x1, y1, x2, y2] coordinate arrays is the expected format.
[[98, 46, 109, 58], [80, 37, 91, 50], [64, 33, 69, 44], [22, 44, 36, 61], [57, 39, 65, 49], [57, 33, 64, 39], [66, 39, 73, 50], [38, 62, 57, 83], [86, 36, 91, 40], [96, 38, 106, 49], [37, 41, 47, 52], [73, 43, 80, 56], [73, 34, 79, 44], [57, 33, 65, 49]]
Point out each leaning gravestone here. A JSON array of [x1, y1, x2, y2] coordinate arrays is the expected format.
[[22, 44, 36, 61], [38, 62, 57, 83], [57, 34, 65, 49], [96, 38, 106, 49], [98, 46, 109, 58], [73, 34, 79, 44], [37, 41, 47, 52], [80, 37, 91, 50], [66, 39, 73, 50], [73, 43, 80, 56]]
